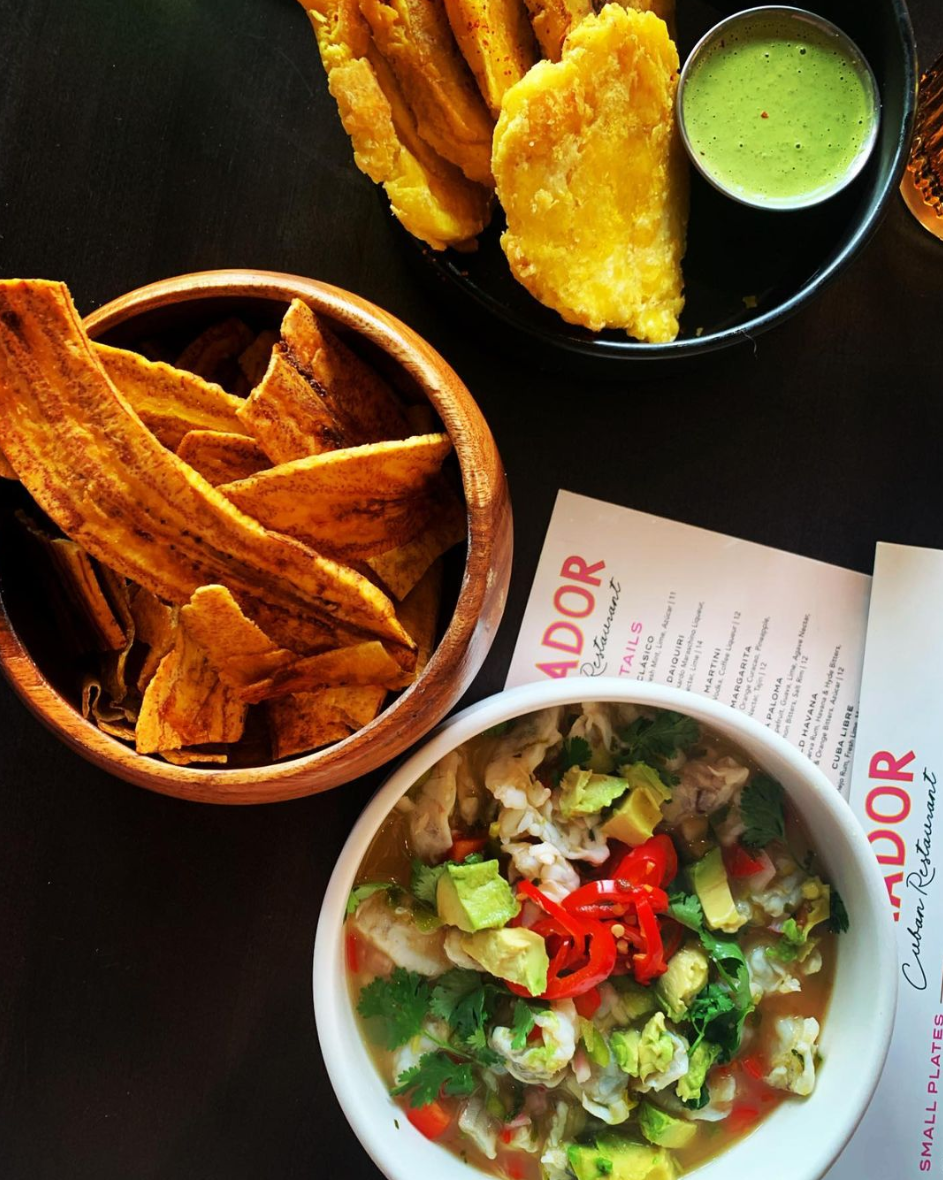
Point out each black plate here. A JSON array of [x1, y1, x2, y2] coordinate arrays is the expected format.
[[405, 0, 917, 374]]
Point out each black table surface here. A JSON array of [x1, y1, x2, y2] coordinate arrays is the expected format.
[[1, 1, 942, 1176]]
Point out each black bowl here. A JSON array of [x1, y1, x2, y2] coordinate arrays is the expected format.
[[407, 0, 917, 374]]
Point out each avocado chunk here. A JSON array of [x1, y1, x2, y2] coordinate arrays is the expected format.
[[676, 1040, 720, 1104], [689, 847, 746, 933], [655, 945, 710, 1022], [637, 1012, 675, 1083], [638, 1103, 697, 1150], [436, 859, 519, 932], [601, 763, 670, 847], [610, 1028, 641, 1076], [580, 1018, 611, 1067], [569, 1136, 678, 1180], [459, 927, 549, 995], [559, 768, 629, 819]]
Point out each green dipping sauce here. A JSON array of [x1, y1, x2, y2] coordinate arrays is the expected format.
[[681, 12, 878, 208]]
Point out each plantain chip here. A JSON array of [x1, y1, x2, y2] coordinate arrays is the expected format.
[[0, 281, 414, 654], [129, 585, 179, 693], [218, 434, 450, 559], [93, 343, 249, 450], [238, 640, 412, 705], [237, 343, 345, 464], [176, 430, 271, 486], [179, 584, 297, 689], [136, 627, 248, 754], [18, 512, 127, 651], [443, 0, 538, 116], [395, 558, 443, 675], [97, 567, 136, 703], [366, 480, 466, 599], [175, 317, 255, 384], [607, 0, 675, 38], [267, 694, 353, 760], [237, 329, 279, 388], [160, 748, 229, 766], [280, 299, 411, 444], [0, 447, 15, 479], [358, 0, 496, 186]]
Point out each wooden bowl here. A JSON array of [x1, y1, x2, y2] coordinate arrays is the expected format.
[[0, 269, 512, 803]]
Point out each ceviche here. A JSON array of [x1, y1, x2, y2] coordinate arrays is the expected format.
[[345, 704, 848, 1180]]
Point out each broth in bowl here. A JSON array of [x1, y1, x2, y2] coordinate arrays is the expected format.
[[345, 703, 846, 1179]]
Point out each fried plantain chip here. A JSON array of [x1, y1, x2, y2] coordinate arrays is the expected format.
[[366, 479, 466, 599], [0, 281, 413, 653], [93, 343, 249, 451], [237, 343, 345, 464], [492, 6, 688, 341], [136, 627, 248, 754], [522, 0, 591, 59], [81, 675, 139, 728], [219, 434, 450, 559], [301, 0, 493, 250], [359, 0, 496, 186], [129, 585, 179, 693], [239, 640, 411, 705], [280, 299, 411, 444], [395, 558, 443, 675], [160, 748, 229, 765], [443, 0, 538, 115], [179, 584, 297, 689], [18, 512, 127, 651], [176, 430, 271, 486], [175, 317, 255, 384], [237, 329, 279, 388], [97, 567, 136, 703], [267, 694, 354, 760], [0, 447, 15, 479]]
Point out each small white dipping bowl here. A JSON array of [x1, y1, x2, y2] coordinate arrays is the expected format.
[[314, 679, 896, 1180]]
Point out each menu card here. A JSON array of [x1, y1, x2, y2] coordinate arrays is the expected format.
[[506, 490, 871, 795], [827, 542, 943, 1180]]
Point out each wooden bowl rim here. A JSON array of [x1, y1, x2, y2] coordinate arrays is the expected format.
[[0, 269, 510, 802]]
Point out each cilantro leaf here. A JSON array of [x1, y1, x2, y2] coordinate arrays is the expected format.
[[510, 1001, 537, 1051], [667, 891, 704, 933], [828, 888, 849, 934], [392, 1051, 477, 1107], [619, 711, 700, 763], [410, 860, 446, 907], [429, 970, 503, 1065], [346, 882, 394, 915], [699, 929, 753, 1013], [740, 775, 786, 849], [688, 983, 740, 1060], [357, 968, 432, 1050], [553, 736, 592, 785]]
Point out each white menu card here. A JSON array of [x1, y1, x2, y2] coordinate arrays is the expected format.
[[828, 542, 943, 1179], [506, 490, 872, 795]]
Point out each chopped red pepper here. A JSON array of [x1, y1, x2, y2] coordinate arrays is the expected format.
[[724, 842, 768, 878], [406, 1100, 452, 1139], [613, 834, 678, 889], [739, 1054, 767, 1081], [561, 878, 669, 919], [727, 1104, 761, 1135], [508, 882, 617, 1000], [505, 1156, 527, 1180], [573, 986, 602, 1018], [345, 932, 360, 973], [633, 896, 668, 984], [448, 833, 489, 863]]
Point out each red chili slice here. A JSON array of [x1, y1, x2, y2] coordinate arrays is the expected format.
[[508, 881, 617, 1000], [612, 834, 678, 889], [723, 842, 768, 878], [633, 897, 669, 985]]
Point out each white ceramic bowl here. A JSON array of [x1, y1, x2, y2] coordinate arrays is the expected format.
[[314, 679, 897, 1180]]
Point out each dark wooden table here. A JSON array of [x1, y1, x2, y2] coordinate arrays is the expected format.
[[1, 2, 942, 1176]]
